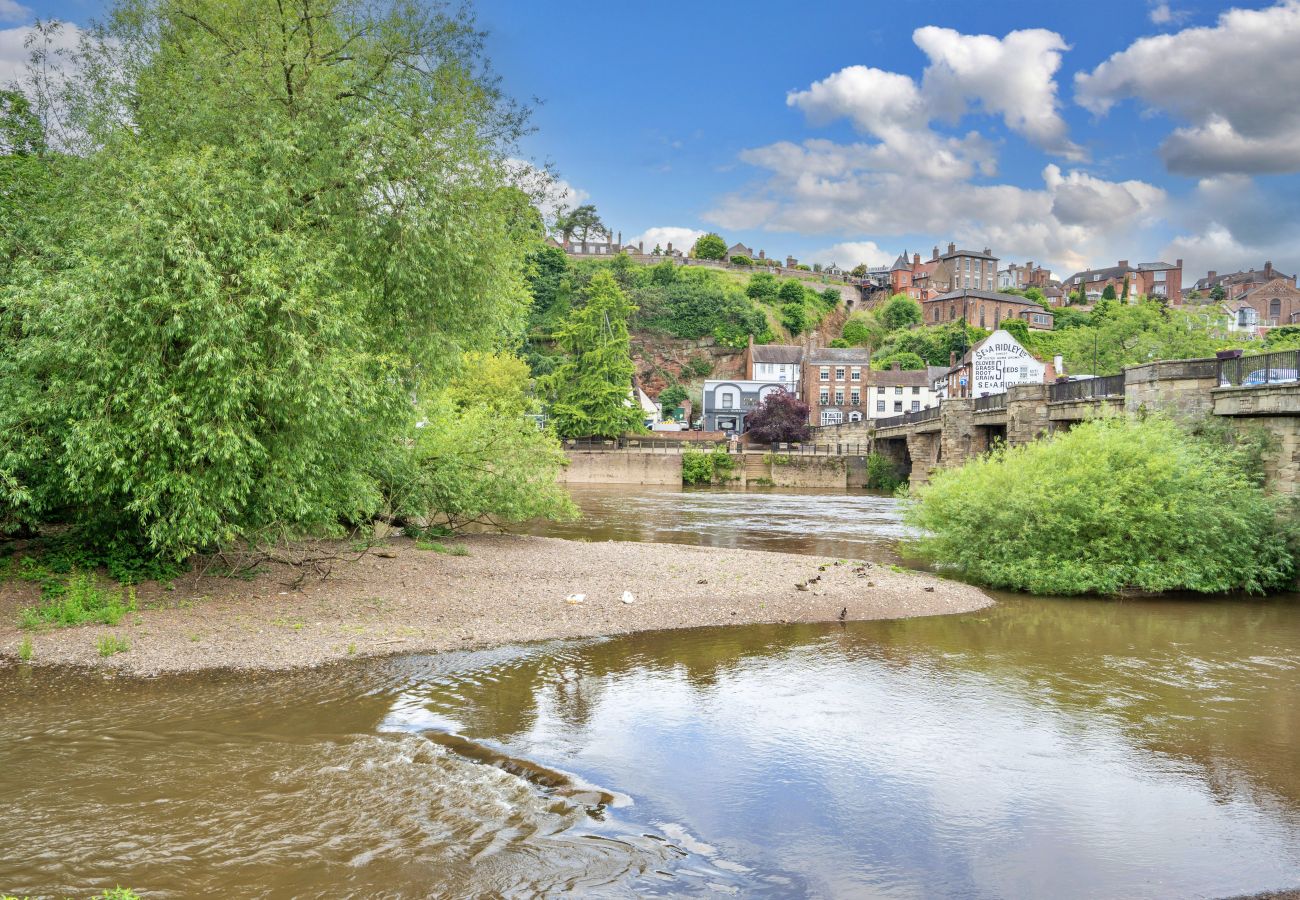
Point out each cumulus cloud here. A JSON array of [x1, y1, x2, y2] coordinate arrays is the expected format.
[[808, 241, 893, 269], [1076, 1, 1300, 175], [915, 26, 1084, 159], [786, 26, 1082, 168], [629, 226, 704, 253], [1161, 174, 1300, 277], [705, 160, 1165, 278], [0, 24, 79, 84]]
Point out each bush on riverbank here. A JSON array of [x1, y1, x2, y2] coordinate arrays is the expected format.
[[682, 446, 737, 485], [905, 416, 1296, 595]]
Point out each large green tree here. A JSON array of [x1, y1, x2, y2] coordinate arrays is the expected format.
[[554, 203, 606, 243], [879, 293, 923, 331], [2, 0, 534, 555], [691, 232, 727, 260], [543, 272, 645, 438]]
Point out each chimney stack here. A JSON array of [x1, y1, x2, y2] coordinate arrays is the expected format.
[[1175, 258, 1183, 270], [1118, 260, 1129, 269], [950, 350, 957, 366], [1208, 270, 1217, 281], [947, 242, 956, 255], [1265, 260, 1274, 276], [932, 245, 939, 260], [913, 253, 921, 266]]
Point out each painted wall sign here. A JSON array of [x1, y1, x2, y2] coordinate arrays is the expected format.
[[971, 330, 1045, 395]]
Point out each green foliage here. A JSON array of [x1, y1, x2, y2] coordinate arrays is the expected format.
[[1002, 319, 1031, 344], [778, 279, 807, 304], [874, 321, 982, 367], [692, 233, 728, 260], [906, 416, 1296, 595], [17, 572, 137, 630], [687, 355, 714, 377], [1052, 307, 1093, 330], [1211, 284, 1227, 302], [553, 203, 605, 243], [96, 633, 131, 657], [730, 255, 753, 266], [865, 453, 904, 492], [658, 383, 689, 413], [1024, 287, 1047, 307], [2, 0, 534, 558], [781, 301, 810, 335], [879, 294, 924, 331], [873, 351, 926, 371], [17, 635, 33, 660], [1102, 284, 1117, 300], [746, 272, 778, 301], [829, 338, 850, 348], [841, 312, 887, 349], [682, 446, 736, 485], [383, 354, 577, 530], [1265, 325, 1300, 349], [821, 287, 842, 307], [631, 265, 766, 346], [543, 272, 645, 438]]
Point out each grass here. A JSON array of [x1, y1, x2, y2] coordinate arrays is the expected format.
[[96, 634, 130, 657], [17, 635, 33, 661], [18, 575, 135, 630], [415, 541, 470, 556]]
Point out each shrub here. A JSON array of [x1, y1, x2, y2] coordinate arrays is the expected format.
[[730, 255, 753, 266], [778, 279, 806, 304], [744, 390, 811, 443], [746, 272, 778, 301], [18, 574, 134, 630], [96, 633, 131, 657], [906, 416, 1296, 595], [682, 446, 737, 485], [687, 355, 714, 378], [865, 453, 904, 492], [879, 294, 923, 331], [781, 301, 809, 335], [691, 233, 728, 260]]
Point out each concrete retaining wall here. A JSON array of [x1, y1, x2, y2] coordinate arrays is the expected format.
[[559, 451, 683, 486], [766, 455, 850, 489]]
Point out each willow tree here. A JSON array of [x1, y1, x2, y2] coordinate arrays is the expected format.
[[544, 272, 645, 439], [2, 0, 535, 556]]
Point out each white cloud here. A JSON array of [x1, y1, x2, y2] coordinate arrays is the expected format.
[[1150, 3, 1174, 24], [629, 226, 704, 253], [1076, 1, 1300, 174], [0, 1, 29, 26], [808, 240, 892, 269], [1161, 174, 1300, 278], [705, 159, 1166, 279], [915, 26, 1084, 159], [0, 24, 80, 85]]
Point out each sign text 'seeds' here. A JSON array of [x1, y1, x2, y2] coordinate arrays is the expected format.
[[971, 331, 1045, 396]]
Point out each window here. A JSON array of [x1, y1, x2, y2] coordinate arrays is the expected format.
[[819, 390, 830, 405], [851, 369, 861, 381], [911, 401, 920, 412], [876, 400, 885, 412], [821, 410, 843, 425], [834, 390, 844, 405], [894, 386, 903, 395], [835, 367, 845, 380], [878, 386, 886, 394], [893, 401, 903, 412], [1270, 298, 1282, 318], [720, 393, 734, 409], [912, 386, 921, 394], [1154, 270, 1166, 282], [1093, 274, 1101, 282], [850, 390, 860, 406], [820, 367, 830, 381], [848, 411, 863, 423]]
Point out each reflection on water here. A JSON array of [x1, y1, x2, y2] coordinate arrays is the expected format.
[[2, 485, 1299, 898]]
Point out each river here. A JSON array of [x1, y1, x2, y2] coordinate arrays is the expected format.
[[2, 485, 1298, 898]]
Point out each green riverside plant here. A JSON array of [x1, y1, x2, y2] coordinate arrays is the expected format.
[[905, 416, 1296, 595]]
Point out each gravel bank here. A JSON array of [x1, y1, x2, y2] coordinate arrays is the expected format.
[[0, 534, 993, 676]]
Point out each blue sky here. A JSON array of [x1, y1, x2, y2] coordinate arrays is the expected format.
[[9, 0, 1300, 281]]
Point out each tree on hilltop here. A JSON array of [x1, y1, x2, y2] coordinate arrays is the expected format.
[[691, 233, 727, 260]]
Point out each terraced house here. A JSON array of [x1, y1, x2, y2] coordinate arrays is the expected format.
[[922, 289, 1054, 331], [1066, 259, 1183, 304], [802, 347, 872, 426]]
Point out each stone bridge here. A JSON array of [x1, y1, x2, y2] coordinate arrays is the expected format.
[[814, 353, 1300, 495]]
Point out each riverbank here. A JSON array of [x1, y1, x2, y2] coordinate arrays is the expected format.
[[0, 534, 992, 676]]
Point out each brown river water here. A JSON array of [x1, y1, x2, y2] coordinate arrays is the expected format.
[[2, 484, 1299, 898]]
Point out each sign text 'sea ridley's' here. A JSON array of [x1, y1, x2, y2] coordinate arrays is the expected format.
[[971, 330, 1046, 395]]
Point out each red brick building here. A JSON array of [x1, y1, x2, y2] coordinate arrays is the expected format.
[[922, 289, 1054, 331], [1065, 259, 1183, 304], [1192, 262, 1295, 301], [1235, 278, 1300, 328]]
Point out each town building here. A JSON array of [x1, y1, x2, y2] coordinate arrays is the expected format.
[[727, 242, 759, 260], [1192, 262, 1295, 301], [1229, 278, 1300, 334], [943, 329, 1054, 399], [998, 261, 1053, 291], [1065, 259, 1183, 304], [867, 363, 943, 420], [890, 243, 999, 301], [701, 380, 795, 434], [742, 338, 803, 388], [550, 231, 684, 260], [801, 347, 872, 426], [922, 288, 1054, 330]]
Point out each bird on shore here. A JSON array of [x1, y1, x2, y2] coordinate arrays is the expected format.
[[621, 591, 635, 604], [838, 607, 847, 621], [565, 593, 585, 604]]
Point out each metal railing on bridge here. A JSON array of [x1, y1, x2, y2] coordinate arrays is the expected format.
[[873, 405, 941, 430], [564, 437, 705, 453], [973, 393, 1008, 412], [1217, 350, 1300, 387], [1049, 373, 1127, 403], [764, 441, 870, 456]]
